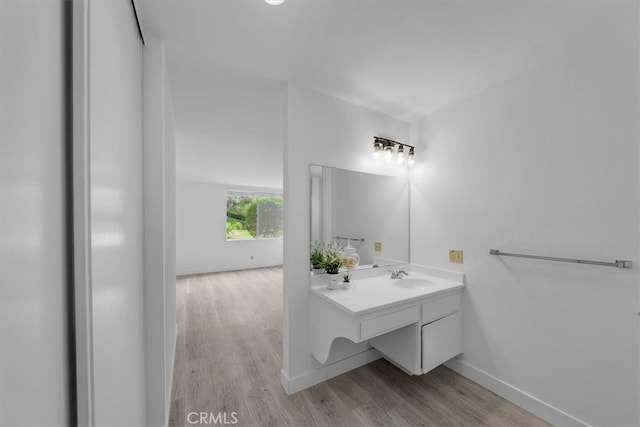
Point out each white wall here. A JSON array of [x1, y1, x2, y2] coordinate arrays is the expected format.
[[143, 36, 176, 426], [0, 1, 71, 424], [170, 65, 284, 188], [89, 1, 147, 425], [283, 84, 410, 384], [171, 67, 285, 274], [176, 181, 282, 275], [410, 9, 639, 426], [162, 45, 177, 425]]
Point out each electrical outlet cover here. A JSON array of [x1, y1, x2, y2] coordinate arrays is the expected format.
[[449, 250, 463, 263]]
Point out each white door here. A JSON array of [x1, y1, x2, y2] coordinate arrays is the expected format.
[[0, 1, 72, 424]]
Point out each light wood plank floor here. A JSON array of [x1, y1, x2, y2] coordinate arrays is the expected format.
[[169, 267, 549, 427]]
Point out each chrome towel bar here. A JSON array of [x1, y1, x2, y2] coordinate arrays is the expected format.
[[489, 249, 632, 269], [334, 236, 365, 243]]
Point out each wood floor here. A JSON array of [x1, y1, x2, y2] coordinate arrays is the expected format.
[[169, 267, 549, 427]]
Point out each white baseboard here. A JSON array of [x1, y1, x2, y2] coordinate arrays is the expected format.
[[176, 263, 282, 277], [280, 349, 381, 395], [444, 358, 588, 427]]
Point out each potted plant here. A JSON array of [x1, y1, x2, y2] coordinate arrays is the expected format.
[[342, 272, 352, 290], [310, 241, 326, 275], [321, 243, 344, 289]]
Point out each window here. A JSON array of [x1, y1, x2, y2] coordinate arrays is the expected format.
[[226, 190, 283, 240]]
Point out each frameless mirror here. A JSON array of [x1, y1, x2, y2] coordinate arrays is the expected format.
[[310, 165, 409, 270]]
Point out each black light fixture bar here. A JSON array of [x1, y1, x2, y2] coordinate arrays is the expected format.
[[372, 136, 416, 165], [373, 136, 414, 150]]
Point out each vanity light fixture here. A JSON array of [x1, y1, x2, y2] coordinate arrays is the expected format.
[[372, 140, 384, 159], [264, 0, 286, 5], [373, 137, 416, 166]]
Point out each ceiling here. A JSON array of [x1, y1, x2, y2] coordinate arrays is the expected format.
[[139, 0, 628, 122]]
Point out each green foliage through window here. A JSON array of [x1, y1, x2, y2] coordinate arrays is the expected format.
[[226, 191, 283, 240]]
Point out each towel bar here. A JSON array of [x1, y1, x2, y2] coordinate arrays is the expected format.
[[489, 249, 632, 269]]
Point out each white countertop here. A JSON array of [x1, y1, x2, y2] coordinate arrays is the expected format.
[[310, 272, 464, 316]]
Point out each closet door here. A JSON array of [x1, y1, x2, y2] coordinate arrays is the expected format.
[[0, 1, 72, 425], [88, 1, 147, 425]]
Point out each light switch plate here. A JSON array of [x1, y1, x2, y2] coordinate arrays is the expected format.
[[449, 250, 463, 263], [374, 241, 382, 252]]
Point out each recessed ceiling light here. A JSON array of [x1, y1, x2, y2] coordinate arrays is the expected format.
[[265, 0, 286, 5]]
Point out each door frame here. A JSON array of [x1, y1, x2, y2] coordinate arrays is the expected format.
[[72, 0, 94, 425]]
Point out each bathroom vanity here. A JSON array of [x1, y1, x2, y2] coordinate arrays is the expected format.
[[308, 165, 462, 376], [310, 271, 463, 375]]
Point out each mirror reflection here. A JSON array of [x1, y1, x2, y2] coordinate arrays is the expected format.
[[310, 165, 409, 271]]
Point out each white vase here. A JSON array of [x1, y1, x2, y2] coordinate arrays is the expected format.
[[326, 273, 339, 290], [341, 281, 351, 290]]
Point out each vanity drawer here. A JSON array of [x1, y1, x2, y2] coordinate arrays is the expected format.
[[421, 291, 461, 324], [360, 306, 418, 340]]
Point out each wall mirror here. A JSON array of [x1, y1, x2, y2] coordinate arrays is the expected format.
[[310, 165, 409, 270]]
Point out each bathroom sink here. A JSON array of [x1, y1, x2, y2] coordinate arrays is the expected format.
[[310, 271, 464, 316], [392, 278, 436, 289]]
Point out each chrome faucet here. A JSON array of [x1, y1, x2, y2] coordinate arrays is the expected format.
[[390, 269, 408, 279]]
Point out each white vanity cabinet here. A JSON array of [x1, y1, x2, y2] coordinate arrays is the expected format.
[[370, 289, 462, 375], [310, 273, 463, 376]]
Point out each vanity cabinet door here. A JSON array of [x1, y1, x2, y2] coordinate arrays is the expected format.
[[421, 311, 462, 374]]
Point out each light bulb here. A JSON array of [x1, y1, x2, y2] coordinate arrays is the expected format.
[[383, 146, 393, 162], [265, 0, 285, 5], [372, 141, 383, 159], [396, 145, 405, 164], [407, 147, 415, 165]]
